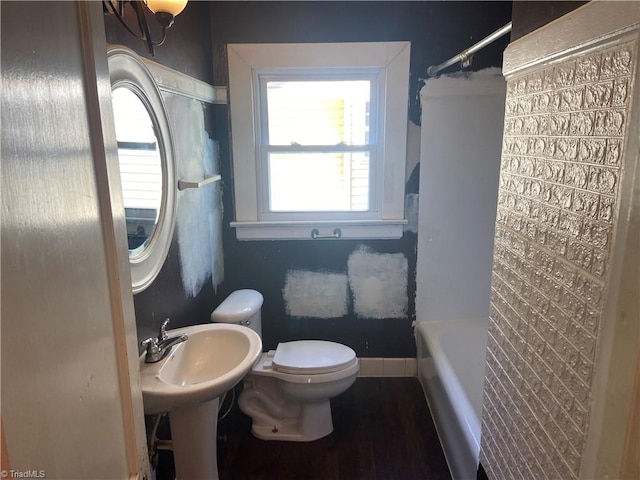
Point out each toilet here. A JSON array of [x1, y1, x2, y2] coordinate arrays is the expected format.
[[211, 289, 359, 442]]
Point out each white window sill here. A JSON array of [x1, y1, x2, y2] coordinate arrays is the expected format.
[[230, 220, 407, 240]]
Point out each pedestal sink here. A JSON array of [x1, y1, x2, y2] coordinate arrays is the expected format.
[[139, 323, 262, 480]]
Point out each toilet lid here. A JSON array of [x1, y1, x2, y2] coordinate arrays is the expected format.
[[272, 340, 356, 375]]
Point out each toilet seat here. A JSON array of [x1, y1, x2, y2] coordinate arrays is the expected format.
[[273, 340, 356, 375], [249, 340, 359, 383]]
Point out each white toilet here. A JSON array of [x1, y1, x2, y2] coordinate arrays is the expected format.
[[211, 289, 359, 442]]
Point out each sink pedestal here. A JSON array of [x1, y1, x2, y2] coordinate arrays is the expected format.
[[139, 324, 262, 478], [169, 397, 220, 480]]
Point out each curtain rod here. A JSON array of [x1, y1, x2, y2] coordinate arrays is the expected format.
[[427, 22, 512, 77]]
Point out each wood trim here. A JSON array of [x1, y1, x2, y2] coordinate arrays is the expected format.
[[503, 0, 640, 77], [142, 57, 226, 104], [578, 6, 640, 476], [621, 351, 640, 479], [1, 417, 10, 472], [77, 3, 149, 479], [227, 42, 410, 230], [105, 43, 225, 104]]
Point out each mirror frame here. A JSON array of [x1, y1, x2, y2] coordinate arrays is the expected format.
[[107, 46, 177, 294]]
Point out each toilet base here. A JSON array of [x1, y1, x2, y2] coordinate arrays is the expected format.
[[250, 400, 334, 442]]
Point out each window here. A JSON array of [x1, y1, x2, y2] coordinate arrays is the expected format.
[[227, 42, 410, 240], [263, 77, 372, 214]]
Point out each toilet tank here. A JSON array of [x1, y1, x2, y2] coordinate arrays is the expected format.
[[211, 289, 263, 338]]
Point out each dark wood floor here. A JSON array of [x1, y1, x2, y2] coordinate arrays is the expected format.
[[157, 377, 452, 479]]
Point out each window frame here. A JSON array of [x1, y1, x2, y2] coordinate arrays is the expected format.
[[258, 70, 380, 220], [227, 42, 410, 240]]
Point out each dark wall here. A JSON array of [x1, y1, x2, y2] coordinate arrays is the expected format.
[[211, 1, 512, 124], [104, 2, 220, 345], [104, 1, 214, 83], [511, 1, 587, 42], [210, 1, 512, 357]]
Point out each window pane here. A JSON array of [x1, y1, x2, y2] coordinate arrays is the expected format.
[[269, 152, 369, 211], [266, 80, 370, 146], [112, 87, 162, 212]]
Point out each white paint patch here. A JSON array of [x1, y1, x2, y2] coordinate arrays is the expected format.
[[420, 67, 504, 97], [283, 270, 348, 318], [206, 139, 224, 291], [165, 94, 224, 298], [404, 193, 419, 233], [347, 246, 408, 319]]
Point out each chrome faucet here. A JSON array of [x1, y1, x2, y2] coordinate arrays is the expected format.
[[158, 318, 170, 342], [141, 318, 188, 363]]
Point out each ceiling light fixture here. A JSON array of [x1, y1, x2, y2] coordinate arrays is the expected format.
[[103, 0, 188, 56]]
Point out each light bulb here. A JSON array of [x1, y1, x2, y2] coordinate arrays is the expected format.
[[145, 0, 187, 17]]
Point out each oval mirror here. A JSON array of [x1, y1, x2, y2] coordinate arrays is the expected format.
[[112, 86, 163, 257], [108, 47, 176, 294]]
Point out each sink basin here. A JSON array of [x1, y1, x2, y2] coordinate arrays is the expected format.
[[139, 323, 262, 479], [139, 323, 262, 414]]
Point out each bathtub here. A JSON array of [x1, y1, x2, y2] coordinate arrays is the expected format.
[[415, 319, 489, 480]]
